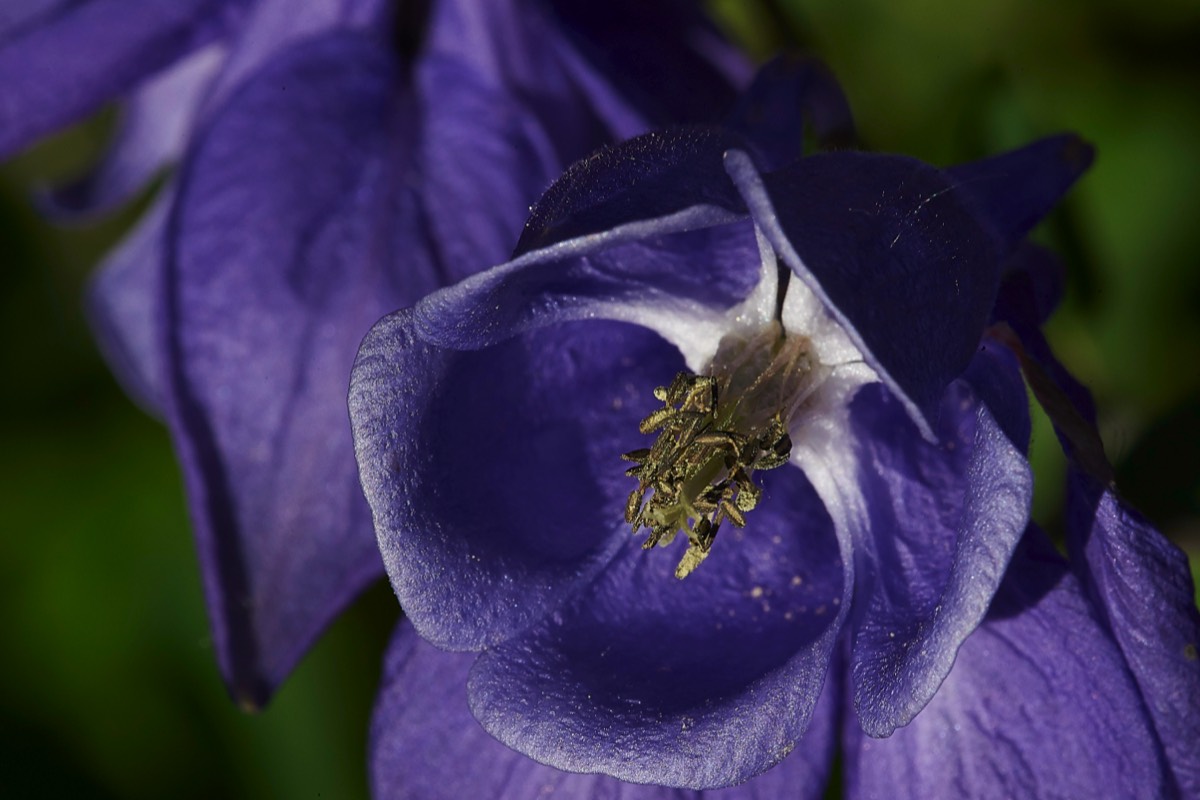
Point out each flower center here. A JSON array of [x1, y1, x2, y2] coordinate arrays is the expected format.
[[622, 320, 820, 578]]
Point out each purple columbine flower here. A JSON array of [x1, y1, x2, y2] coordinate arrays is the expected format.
[[349, 61, 1200, 796], [1, 0, 749, 706]]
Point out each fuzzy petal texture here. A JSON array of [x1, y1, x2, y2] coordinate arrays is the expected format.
[[847, 343, 1033, 737], [516, 127, 750, 256], [372, 625, 837, 800], [846, 529, 1169, 800], [0, 0, 244, 158]]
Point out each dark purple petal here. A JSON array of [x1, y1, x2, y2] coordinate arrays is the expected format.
[[1067, 472, 1200, 796], [163, 33, 423, 704], [416, 0, 632, 279], [727, 150, 1001, 441], [0, 0, 244, 159], [372, 625, 836, 800], [467, 463, 849, 789], [86, 191, 170, 414], [41, 44, 224, 218], [846, 529, 1169, 800], [993, 242, 1065, 327], [847, 344, 1033, 737], [542, 0, 749, 127], [516, 127, 750, 256], [947, 134, 1093, 253], [352, 318, 688, 651], [725, 55, 855, 170]]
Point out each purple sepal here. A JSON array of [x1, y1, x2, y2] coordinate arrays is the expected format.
[[541, 0, 749, 127], [730, 151, 1001, 440], [848, 343, 1032, 736], [86, 191, 170, 414], [846, 528, 1169, 800], [0, 0, 245, 159], [163, 32, 415, 705], [1067, 473, 1200, 796], [515, 127, 750, 256], [725, 55, 855, 170], [467, 464, 848, 789], [371, 625, 836, 800], [947, 134, 1093, 253], [40, 44, 224, 218], [990, 261, 1199, 794]]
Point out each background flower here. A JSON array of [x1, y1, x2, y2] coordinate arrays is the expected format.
[[2, 0, 749, 711], [1, 0, 1197, 797]]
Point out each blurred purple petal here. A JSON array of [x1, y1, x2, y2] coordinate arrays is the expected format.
[[0, 0, 246, 159], [202, 0, 387, 114], [846, 529, 1169, 799], [164, 32, 418, 704], [0, 0, 76, 46], [542, 0, 749, 126], [42, 44, 225, 218], [86, 190, 170, 413], [725, 55, 855, 169]]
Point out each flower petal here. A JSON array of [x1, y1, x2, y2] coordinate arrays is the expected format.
[[164, 32, 422, 704], [725, 55, 855, 170], [0, 0, 243, 159], [86, 190, 171, 414], [416, 0, 631, 281], [846, 529, 1169, 800], [847, 343, 1033, 737], [467, 462, 848, 789], [40, 43, 225, 218], [992, 261, 1200, 792], [541, 0, 749, 127], [353, 318, 689, 651], [371, 625, 837, 800], [516, 127, 750, 255], [0, 1, 74, 46], [947, 134, 1093, 253], [1067, 473, 1200, 795], [726, 149, 1000, 441]]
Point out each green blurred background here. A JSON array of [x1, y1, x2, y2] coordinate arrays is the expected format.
[[2, 1, 1197, 797]]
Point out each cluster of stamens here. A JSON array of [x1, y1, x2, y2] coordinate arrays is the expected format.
[[622, 322, 816, 578]]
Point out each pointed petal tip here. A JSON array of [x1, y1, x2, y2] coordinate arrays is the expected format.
[[949, 132, 1096, 250]]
